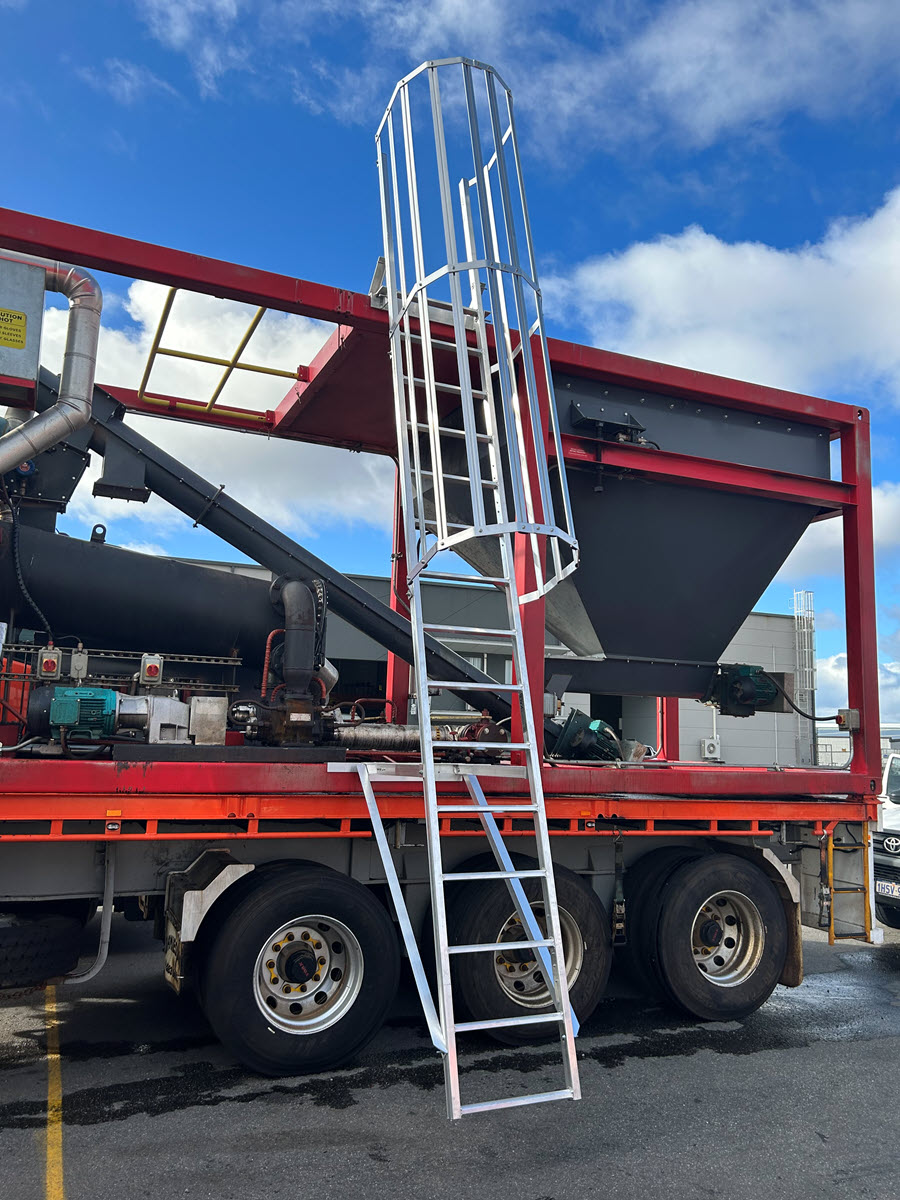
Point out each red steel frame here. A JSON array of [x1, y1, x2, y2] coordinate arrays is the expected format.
[[0, 208, 882, 843]]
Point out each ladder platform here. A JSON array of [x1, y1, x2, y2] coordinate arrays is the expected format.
[[460, 1090, 576, 1116], [443, 869, 546, 881], [448, 938, 554, 955], [455, 1012, 564, 1032]]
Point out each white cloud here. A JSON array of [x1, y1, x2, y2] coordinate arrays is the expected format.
[[816, 653, 900, 724], [132, 1, 900, 150], [548, 186, 900, 402], [38, 283, 395, 547], [778, 482, 900, 583], [118, 540, 168, 556], [78, 59, 179, 105]]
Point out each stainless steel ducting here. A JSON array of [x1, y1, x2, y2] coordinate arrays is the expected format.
[[0, 251, 101, 473]]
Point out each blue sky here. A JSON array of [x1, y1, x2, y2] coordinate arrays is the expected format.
[[4, 0, 900, 715]]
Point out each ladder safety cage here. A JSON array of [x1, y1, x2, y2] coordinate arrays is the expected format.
[[375, 56, 578, 598], [369, 58, 582, 1119]]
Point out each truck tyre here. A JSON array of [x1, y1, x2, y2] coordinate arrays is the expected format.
[[445, 856, 611, 1044], [200, 867, 400, 1075], [616, 847, 704, 997], [875, 902, 900, 930], [0, 912, 83, 989], [653, 853, 788, 1021]]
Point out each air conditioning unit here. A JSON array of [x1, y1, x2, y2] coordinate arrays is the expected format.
[[701, 736, 721, 761]]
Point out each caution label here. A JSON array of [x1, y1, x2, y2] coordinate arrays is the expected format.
[[0, 308, 27, 350]]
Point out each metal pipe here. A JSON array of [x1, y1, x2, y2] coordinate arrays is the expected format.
[[0, 250, 102, 472], [63, 843, 116, 986], [331, 723, 422, 751]]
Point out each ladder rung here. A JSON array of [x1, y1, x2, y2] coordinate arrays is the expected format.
[[428, 680, 522, 691], [420, 470, 498, 488], [448, 938, 553, 955], [409, 421, 493, 443], [437, 803, 537, 813], [437, 741, 530, 751], [455, 1012, 564, 1032], [443, 869, 545, 881], [833, 887, 866, 894], [460, 1089, 575, 1116], [403, 375, 488, 399], [423, 623, 516, 637], [408, 333, 482, 357], [424, 572, 510, 586], [421, 520, 471, 532]]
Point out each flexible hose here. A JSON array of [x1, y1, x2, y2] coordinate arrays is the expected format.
[[763, 672, 838, 722]]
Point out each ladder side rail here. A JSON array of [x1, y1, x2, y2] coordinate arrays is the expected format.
[[387, 110, 431, 558], [427, 65, 487, 537], [460, 61, 530, 526], [410, 571, 463, 1118], [483, 73, 556, 540], [497, 533, 581, 1095], [457, 176, 512, 531], [502, 84, 579, 584], [356, 765, 447, 1055], [398, 83, 450, 550], [463, 775, 580, 1039], [377, 125, 426, 580]]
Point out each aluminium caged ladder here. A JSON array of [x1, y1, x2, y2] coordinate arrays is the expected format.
[[361, 58, 581, 1118]]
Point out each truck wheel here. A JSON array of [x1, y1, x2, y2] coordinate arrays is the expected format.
[[200, 867, 400, 1075], [446, 857, 611, 1044], [875, 902, 900, 930], [616, 847, 704, 997], [654, 854, 788, 1021], [0, 912, 83, 989]]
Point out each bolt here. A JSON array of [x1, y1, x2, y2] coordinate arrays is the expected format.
[[301, 931, 310, 941], [313, 941, 322, 950], [282, 984, 291, 994], [300, 985, 307, 993], [318, 957, 326, 966], [272, 943, 281, 952], [313, 973, 321, 982], [496, 956, 505, 965], [266, 960, 275, 970], [285, 932, 295, 942]]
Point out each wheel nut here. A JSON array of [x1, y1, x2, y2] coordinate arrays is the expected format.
[[318, 957, 326, 966], [496, 956, 505, 965], [285, 932, 295, 942], [301, 931, 310, 941], [266, 960, 276, 970], [282, 984, 291, 994], [313, 973, 321, 982], [300, 985, 307, 993], [272, 943, 281, 952], [313, 941, 321, 950]]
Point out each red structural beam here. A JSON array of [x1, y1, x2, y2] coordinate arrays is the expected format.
[[0, 758, 879, 800], [0, 207, 389, 332], [547, 336, 863, 431], [559, 435, 856, 510]]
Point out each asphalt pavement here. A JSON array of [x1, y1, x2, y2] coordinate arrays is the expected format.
[[2, 916, 900, 1200]]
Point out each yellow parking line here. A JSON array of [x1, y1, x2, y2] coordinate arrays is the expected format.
[[44, 986, 65, 1200]]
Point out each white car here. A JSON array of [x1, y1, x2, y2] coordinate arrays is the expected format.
[[875, 754, 900, 928]]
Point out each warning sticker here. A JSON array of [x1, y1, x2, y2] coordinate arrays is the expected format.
[[0, 308, 27, 350]]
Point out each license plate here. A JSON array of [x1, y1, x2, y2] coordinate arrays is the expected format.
[[875, 880, 900, 898]]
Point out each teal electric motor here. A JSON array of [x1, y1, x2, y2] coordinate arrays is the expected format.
[[45, 687, 119, 742]]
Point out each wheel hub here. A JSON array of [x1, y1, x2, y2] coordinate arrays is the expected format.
[[253, 915, 364, 1034], [493, 905, 583, 1007], [690, 890, 764, 988]]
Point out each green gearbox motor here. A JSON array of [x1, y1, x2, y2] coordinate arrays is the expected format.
[[707, 664, 779, 717], [47, 687, 119, 741]]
